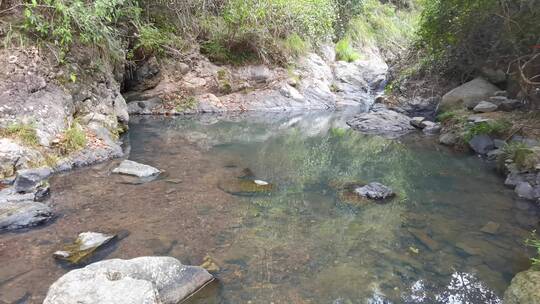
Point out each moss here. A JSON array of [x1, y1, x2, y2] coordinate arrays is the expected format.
[[0, 123, 39, 146], [217, 69, 233, 94], [462, 119, 512, 142], [174, 96, 198, 112]]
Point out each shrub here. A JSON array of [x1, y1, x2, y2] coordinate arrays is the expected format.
[[0, 123, 39, 146], [498, 142, 535, 171], [335, 37, 360, 62]]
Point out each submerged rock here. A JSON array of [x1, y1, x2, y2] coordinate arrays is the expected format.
[[504, 270, 540, 304], [218, 178, 274, 196], [354, 182, 395, 200], [13, 167, 52, 193], [53, 232, 116, 264], [200, 255, 220, 272], [0, 200, 53, 231], [43, 256, 214, 304], [112, 160, 160, 178], [439, 132, 459, 146]]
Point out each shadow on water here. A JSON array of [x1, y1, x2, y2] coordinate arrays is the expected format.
[[0, 110, 538, 303]]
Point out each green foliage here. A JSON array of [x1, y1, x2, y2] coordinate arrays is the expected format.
[[462, 119, 512, 142], [200, 0, 336, 64], [0, 123, 39, 146], [416, 0, 540, 77], [335, 37, 360, 62], [345, 0, 420, 55], [174, 97, 198, 112], [436, 111, 457, 122], [134, 24, 169, 55], [59, 122, 87, 155], [23, 0, 142, 61]]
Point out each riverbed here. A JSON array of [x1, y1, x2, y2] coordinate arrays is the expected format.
[[0, 111, 537, 303]]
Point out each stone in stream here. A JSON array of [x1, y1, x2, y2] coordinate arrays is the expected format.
[[422, 122, 441, 135], [43, 256, 214, 304], [480, 221, 500, 235], [354, 182, 395, 200], [408, 228, 440, 251], [504, 270, 540, 304], [473, 101, 498, 113], [515, 182, 535, 200], [13, 167, 52, 193], [0, 200, 53, 231], [439, 132, 459, 146], [410, 117, 425, 129], [346, 105, 415, 138], [218, 175, 274, 197], [112, 160, 160, 178], [468, 135, 495, 154], [53, 232, 116, 265]]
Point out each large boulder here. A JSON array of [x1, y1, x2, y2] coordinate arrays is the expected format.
[[0, 200, 53, 231], [43, 257, 214, 304], [440, 78, 500, 111], [504, 270, 540, 304], [347, 105, 415, 137]]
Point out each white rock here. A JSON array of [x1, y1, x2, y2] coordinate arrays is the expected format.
[[112, 160, 160, 178]]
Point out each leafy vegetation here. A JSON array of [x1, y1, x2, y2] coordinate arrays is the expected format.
[[0, 123, 39, 146], [526, 231, 540, 267], [498, 142, 536, 171], [416, 0, 540, 78]]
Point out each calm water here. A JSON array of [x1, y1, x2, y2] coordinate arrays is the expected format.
[[0, 111, 538, 303]]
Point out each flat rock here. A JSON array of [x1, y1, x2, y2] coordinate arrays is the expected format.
[[504, 270, 540, 304], [354, 182, 395, 200], [473, 101, 498, 113], [469, 135, 495, 154], [44, 256, 214, 304], [347, 106, 415, 137], [13, 167, 52, 193], [0, 200, 53, 231], [53, 232, 116, 264], [408, 228, 440, 251], [112, 160, 160, 178]]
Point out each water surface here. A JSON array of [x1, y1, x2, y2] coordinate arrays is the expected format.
[[0, 111, 538, 303]]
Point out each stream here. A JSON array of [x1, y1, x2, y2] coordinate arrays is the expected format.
[[0, 110, 538, 303]]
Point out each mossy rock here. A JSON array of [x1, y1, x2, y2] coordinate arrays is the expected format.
[[218, 178, 274, 197], [336, 182, 372, 206]]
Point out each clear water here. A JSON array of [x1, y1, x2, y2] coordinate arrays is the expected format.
[[0, 111, 538, 304]]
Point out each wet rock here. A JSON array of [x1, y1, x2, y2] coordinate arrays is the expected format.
[[218, 177, 274, 196], [13, 167, 52, 193], [468, 135, 495, 155], [455, 241, 482, 256], [53, 232, 116, 264], [440, 77, 500, 111], [439, 132, 459, 146], [498, 99, 523, 111], [0, 201, 53, 231], [486, 149, 503, 161], [347, 105, 415, 138], [473, 101, 498, 113], [112, 160, 160, 178], [354, 182, 395, 200], [43, 256, 214, 304], [480, 221, 500, 235], [515, 182, 535, 200], [504, 270, 540, 304], [506, 171, 525, 188]]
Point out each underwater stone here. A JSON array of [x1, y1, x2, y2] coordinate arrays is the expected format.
[[112, 160, 160, 178], [53, 232, 116, 264], [218, 178, 274, 196], [354, 182, 395, 200], [44, 257, 214, 304]]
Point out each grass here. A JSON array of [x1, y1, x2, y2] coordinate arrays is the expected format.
[[59, 122, 87, 155], [462, 119, 512, 142], [497, 142, 535, 171], [281, 34, 309, 58], [0, 123, 39, 146], [335, 38, 360, 62]]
